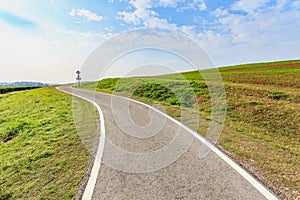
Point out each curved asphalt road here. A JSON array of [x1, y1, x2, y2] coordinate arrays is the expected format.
[[58, 86, 278, 200]]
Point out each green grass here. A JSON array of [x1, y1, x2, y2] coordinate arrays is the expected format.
[[0, 87, 91, 199], [85, 59, 300, 199], [76, 82, 98, 92]]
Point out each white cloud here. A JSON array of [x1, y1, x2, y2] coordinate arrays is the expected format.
[[213, 8, 228, 17], [118, 0, 193, 31], [117, 0, 178, 30], [197, 0, 207, 11], [130, 0, 152, 9], [117, 11, 140, 24], [218, 1, 300, 45], [69, 9, 104, 22], [276, 0, 289, 9], [117, 9, 156, 25], [176, 0, 207, 12], [66, 29, 115, 41], [117, 0, 207, 30], [180, 25, 197, 39], [117, 0, 155, 25], [143, 17, 178, 30], [231, 0, 269, 13], [158, 0, 181, 8]]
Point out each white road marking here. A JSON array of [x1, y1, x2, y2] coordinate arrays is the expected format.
[[56, 87, 106, 200]]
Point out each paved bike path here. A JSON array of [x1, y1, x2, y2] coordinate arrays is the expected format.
[[59, 86, 278, 200]]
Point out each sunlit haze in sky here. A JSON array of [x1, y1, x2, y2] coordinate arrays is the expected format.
[[0, 0, 299, 83]]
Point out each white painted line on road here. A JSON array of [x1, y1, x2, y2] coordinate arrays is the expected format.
[[56, 87, 106, 200]]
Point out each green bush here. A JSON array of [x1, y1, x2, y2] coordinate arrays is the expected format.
[[268, 92, 288, 100], [166, 97, 180, 106], [189, 81, 207, 89], [132, 82, 196, 107], [133, 83, 173, 100]]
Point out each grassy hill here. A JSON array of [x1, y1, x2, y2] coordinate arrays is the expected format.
[[83, 59, 300, 199], [0, 87, 93, 199], [2, 60, 298, 199]]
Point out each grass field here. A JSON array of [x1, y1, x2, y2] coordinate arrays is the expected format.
[[84, 59, 300, 199], [0, 87, 91, 199]]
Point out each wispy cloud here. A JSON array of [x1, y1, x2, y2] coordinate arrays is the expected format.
[[180, 0, 207, 11], [158, 0, 182, 8], [231, 0, 269, 13], [117, 0, 180, 30], [0, 10, 36, 28], [69, 8, 104, 22]]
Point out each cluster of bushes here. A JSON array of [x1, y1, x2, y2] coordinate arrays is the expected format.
[[96, 78, 209, 107], [133, 82, 197, 107], [0, 86, 41, 94], [133, 83, 174, 101]]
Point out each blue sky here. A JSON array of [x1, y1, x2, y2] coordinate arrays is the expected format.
[[0, 0, 299, 82]]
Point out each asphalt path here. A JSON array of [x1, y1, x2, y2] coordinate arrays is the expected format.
[[58, 86, 278, 200]]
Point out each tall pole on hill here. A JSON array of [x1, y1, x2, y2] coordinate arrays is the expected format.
[[76, 70, 81, 87]]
